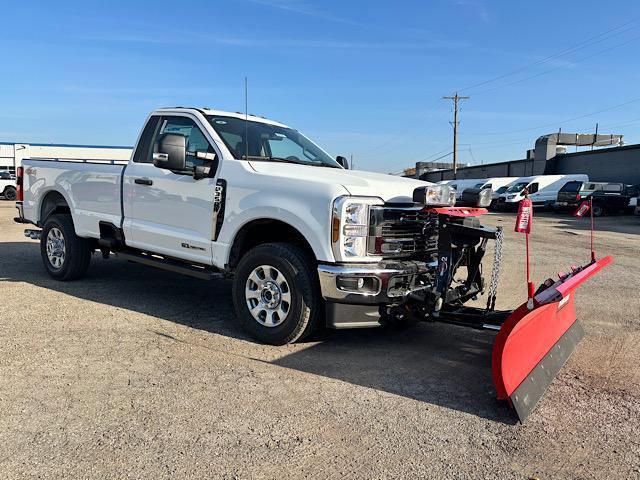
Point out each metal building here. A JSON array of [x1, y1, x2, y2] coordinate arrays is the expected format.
[[419, 132, 640, 185], [0, 142, 133, 174]]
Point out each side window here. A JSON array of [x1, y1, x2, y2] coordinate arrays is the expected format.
[[133, 116, 161, 163], [156, 116, 215, 169], [528, 183, 539, 193]]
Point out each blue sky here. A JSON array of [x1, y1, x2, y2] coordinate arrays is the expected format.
[[1, 0, 639, 173]]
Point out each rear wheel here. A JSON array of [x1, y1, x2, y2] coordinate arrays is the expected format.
[[3, 186, 16, 201], [592, 204, 604, 217], [40, 214, 92, 280], [232, 243, 322, 345]]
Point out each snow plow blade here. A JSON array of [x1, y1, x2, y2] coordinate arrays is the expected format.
[[491, 256, 613, 422]]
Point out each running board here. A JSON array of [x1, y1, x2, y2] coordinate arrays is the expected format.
[[115, 250, 223, 280]]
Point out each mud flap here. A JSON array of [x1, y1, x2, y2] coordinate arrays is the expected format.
[[491, 256, 613, 422]]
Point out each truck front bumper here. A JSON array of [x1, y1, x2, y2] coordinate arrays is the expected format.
[[317, 260, 434, 329], [317, 260, 433, 305]]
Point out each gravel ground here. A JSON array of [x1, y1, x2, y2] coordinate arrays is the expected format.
[[1, 202, 639, 479]]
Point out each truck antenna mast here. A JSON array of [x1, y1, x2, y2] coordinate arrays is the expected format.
[[244, 77, 249, 161]]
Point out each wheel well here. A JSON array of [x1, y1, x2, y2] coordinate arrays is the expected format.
[[3, 185, 16, 193], [40, 191, 70, 224], [228, 219, 316, 269]]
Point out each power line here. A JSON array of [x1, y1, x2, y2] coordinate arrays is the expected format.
[[414, 146, 454, 163], [457, 19, 636, 93], [355, 103, 450, 156], [471, 33, 640, 96], [472, 97, 640, 136]]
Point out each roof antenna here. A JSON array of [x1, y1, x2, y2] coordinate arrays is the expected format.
[[244, 77, 249, 160]]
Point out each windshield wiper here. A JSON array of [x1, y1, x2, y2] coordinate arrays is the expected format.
[[242, 155, 336, 167]]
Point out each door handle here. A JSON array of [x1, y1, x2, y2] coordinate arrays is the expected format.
[[134, 178, 153, 186]]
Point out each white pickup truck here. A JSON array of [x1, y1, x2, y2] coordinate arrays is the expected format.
[[15, 107, 497, 345], [1, 171, 17, 200]]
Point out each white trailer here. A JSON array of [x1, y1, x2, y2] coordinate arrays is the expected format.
[[0, 142, 132, 176]]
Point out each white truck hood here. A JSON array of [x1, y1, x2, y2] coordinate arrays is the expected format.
[[248, 162, 432, 203]]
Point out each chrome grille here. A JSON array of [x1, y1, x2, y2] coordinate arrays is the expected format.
[[369, 208, 439, 257]]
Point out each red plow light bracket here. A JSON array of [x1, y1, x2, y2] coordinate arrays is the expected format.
[[492, 256, 613, 422]]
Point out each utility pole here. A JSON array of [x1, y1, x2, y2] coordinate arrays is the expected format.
[[443, 92, 469, 179]]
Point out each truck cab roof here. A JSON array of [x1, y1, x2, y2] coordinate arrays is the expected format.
[[156, 107, 290, 129]]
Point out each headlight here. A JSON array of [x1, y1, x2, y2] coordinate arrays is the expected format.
[[507, 195, 516, 200], [460, 187, 493, 207], [412, 184, 456, 206], [332, 196, 383, 262], [476, 188, 492, 207]]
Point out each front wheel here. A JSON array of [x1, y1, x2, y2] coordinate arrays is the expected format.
[[232, 243, 322, 345], [40, 214, 92, 280]]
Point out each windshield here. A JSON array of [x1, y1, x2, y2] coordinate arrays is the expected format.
[[506, 181, 529, 193], [207, 115, 340, 168]]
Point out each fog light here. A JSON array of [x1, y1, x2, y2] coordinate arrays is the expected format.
[[380, 242, 402, 254], [336, 276, 379, 294]]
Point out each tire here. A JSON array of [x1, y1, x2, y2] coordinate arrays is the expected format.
[[592, 204, 604, 217], [3, 186, 16, 201], [232, 243, 322, 345], [40, 214, 92, 281]]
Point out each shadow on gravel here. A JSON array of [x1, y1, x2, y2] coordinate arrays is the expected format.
[[274, 325, 516, 424], [552, 215, 640, 235], [1, 240, 516, 425]]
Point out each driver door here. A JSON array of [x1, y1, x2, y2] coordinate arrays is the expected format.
[[123, 114, 220, 265]]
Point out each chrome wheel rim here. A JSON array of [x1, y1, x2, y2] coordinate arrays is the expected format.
[[46, 227, 65, 269], [245, 265, 291, 327]]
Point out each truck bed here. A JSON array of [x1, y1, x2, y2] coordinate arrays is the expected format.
[[21, 159, 126, 238]]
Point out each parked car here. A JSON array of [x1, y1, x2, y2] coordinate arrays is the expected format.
[[557, 181, 639, 216], [0, 171, 17, 201], [496, 174, 589, 210], [591, 183, 640, 216], [629, 195, 639, 215]]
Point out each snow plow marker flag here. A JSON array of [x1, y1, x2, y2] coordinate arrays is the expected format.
[[573, 200, 591, 218], [514, 198, 533, 234]]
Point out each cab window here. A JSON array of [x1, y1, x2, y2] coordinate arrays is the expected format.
[[157, 116, 215, 169], [133, 116, 161, 163], [528, 183, 539, 194]]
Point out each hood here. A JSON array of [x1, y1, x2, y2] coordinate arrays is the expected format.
[[248, 162, 432, 203]]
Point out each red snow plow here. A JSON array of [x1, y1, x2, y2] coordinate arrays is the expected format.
[[491, 256, 612, 421], [402, 190, 612, 422]]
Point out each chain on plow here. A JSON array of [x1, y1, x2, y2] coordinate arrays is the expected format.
[[486, 226, 503, 312]]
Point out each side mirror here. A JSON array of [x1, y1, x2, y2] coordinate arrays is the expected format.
[[153, 133, 186, 171], [336, 155, 349, 169]]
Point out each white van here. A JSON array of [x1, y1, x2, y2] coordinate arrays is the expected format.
[[439, 179, 490, 200], [471, 177, 519, 201], [497, 174, 589, 209]]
